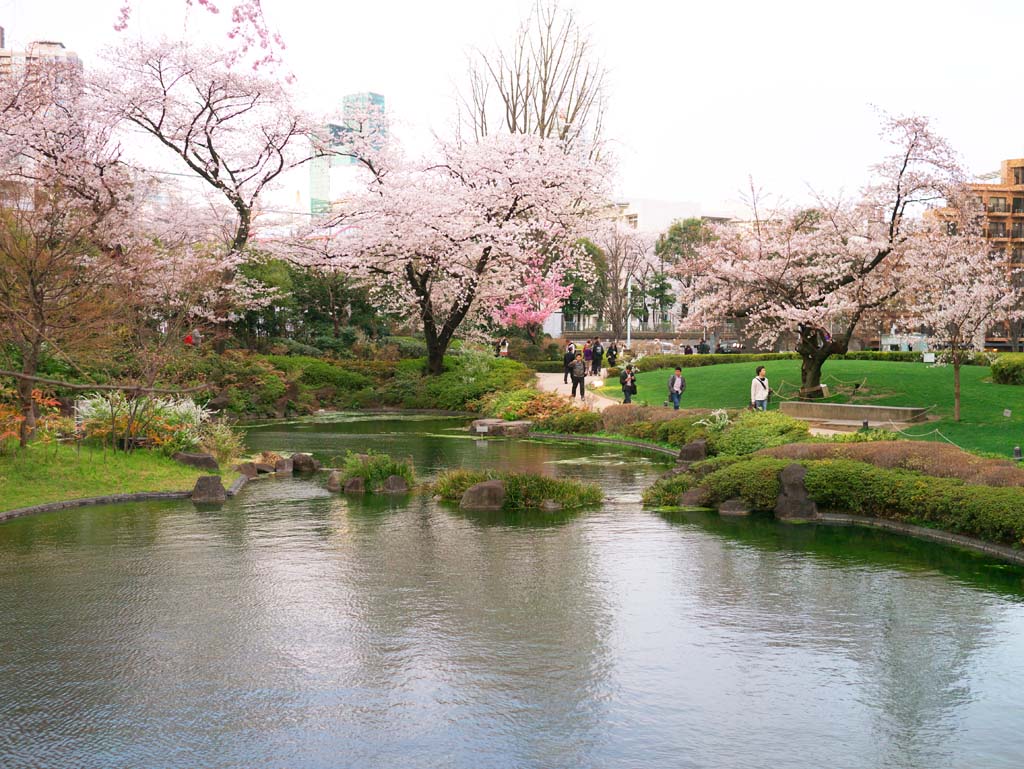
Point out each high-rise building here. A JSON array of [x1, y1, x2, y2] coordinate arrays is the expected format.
[[0, 35, 81, 76], [965, 159, 1024, 276], [309, 92, 386, 214]]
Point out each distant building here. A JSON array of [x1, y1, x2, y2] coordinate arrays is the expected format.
[[309, 92, 386, 214], [0, 32, 81, 76], [966, 158, 1024, 277]]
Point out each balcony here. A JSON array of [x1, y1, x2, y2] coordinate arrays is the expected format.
[[1013, 225, 1024, 239]]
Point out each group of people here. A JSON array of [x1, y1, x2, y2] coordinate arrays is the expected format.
[[621, 363, 770, 411], [562, 339, 620, 398]]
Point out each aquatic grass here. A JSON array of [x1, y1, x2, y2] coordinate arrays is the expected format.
[[336, 450, 415, 491], [434, 469, 603, 510]]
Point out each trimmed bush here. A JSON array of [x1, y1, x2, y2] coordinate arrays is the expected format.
[[631, 352, 799, 373], [434, 469, 603, 510], [337, 450, 415, 492], [523, 360, 568, 374], [992, 353, 1024, 385], [476, 388, 573, 422], [541, 410, 604, 434], [700, 457, 789, 510], [760, 441, 1024, 487], [641, 473, 696, 507], [707, 410, 810, 456], [381, 354, 535, 411]]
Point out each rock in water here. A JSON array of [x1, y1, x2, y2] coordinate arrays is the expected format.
[[291, 453, 321, 473], [343, 477, 366, 494], [381, 475, 410, 494], [192, 476, 227, 505], [775, 463, 818, 520], [274, 458, 293, 474], [460, 480, 506, 511], [326, 470, 342, 492], [235, 462, 258, 478], [718, 498, 751, 516]]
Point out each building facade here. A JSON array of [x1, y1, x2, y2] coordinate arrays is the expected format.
[[309, 92, 386, 214], [0, 30, 81, 76]]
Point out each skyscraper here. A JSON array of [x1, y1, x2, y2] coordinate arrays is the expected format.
[[309, 92, 386, 214]]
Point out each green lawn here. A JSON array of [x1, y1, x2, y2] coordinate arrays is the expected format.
[[599, 360, 1024, 456], [0, 444, 213, 513]]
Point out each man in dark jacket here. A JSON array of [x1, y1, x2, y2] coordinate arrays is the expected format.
[[563, 344, 576, 384], [667, 367, 686, 410], [619, 364, 637, 404], [591, 339, 604, 375], [570, 353, 588, 400]]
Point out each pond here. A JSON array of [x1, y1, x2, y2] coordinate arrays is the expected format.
[[2, 414, 1024, 768]]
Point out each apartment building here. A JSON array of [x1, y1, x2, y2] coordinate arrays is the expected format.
[[0, 28, 81, 75]]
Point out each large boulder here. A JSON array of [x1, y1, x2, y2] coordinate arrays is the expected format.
[[677, 439, 707, 464], [471, 418, 505, 435], [192, 475, 227, 505], [775, 463, 819, 521], [291, 453, 321, 474], [680, 486, 709, 507], [491, 420, 533, 437], [381, 475, 410, 494], [173, 452, 220, 472], [718, 498, 751, 517], [460, 479, 506, 511], [236, 462, 259, 479], [274, 457, 293, 474], [343, 477, 366, 494], [326, 470, 342, 492]]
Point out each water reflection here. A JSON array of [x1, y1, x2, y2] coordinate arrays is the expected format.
[[1, 418, 1024, 768]]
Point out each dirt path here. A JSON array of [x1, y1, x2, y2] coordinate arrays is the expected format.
[[535, 372, 621, 412]]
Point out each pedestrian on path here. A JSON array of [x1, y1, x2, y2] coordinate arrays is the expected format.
[[620, 364, 637, 404], [562, 344, 576, 384], [750, 365, 770, 411], [591, 339, 604, 375], [667, 367, 686, 410], [606, 342, 618, 368], [570, 353, 588, 401]]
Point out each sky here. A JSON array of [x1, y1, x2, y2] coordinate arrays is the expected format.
[[3, 0, 1023, 217]]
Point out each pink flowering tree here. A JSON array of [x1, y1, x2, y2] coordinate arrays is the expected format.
[[304, 133, 606, 375], [96, 38, 311, 253], [904, 216, 1022, 421], [493, 257, 573, 344], [682, 115, 964, 396], [114, 1, 284, 70]]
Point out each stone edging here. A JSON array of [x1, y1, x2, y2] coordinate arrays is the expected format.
[[527, 432, 678, 458], [816, 512, 1024, 566], [0, 491, 192, 524]]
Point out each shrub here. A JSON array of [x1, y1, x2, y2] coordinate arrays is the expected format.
[[337, 450, 415, 492], [77, 392, 210, 454], [524, 360, 567, 374], [708, 410, 810, 456], [199, 419, 246, 468], [383, 353, 534, 411], [689, 455, 746, 478], [700, 457, 789, 510], [630, 352, 799, 373], [540, 410, 604, 434], [992, 353, 1024, 385], [434, 469, 603, 510], [760, 441, 1024, 487], [824, 429, 899, 443], [384, 336, 429, 359], [655, 415, 710, 446], [476, 388, 573, 423], [641, 472, 696, 507], [270, 338, 324, 357], [602, 405, 688, 432], [264, 355, 373, 391]]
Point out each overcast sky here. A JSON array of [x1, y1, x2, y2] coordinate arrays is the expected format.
[[4, 0, 1023, 215]]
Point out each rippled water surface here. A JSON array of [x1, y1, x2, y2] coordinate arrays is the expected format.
[[3, 415, 1024, 768]]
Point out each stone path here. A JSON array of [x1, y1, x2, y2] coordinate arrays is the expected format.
[[535, 372, 621, 412]]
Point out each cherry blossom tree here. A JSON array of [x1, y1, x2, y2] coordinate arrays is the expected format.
[[114, 1, 284, 70], [96, 38, 311, 253], [303, 133, 606, 375], [682, 115, 964, 396], [904, 216, 1021, 421], [492, 257, 572, 343], [589, 222, 657, 341]]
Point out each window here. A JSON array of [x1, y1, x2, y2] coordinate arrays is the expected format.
[[1013, 247, 1024, 264], [945, 221, 958, 236], [988, 221, 1008, 238], [1014, 222, 1024, 239], [1014, 166, 1024, 185], [1014, 197, 1024, 213], [988, 197, 1009, 213]]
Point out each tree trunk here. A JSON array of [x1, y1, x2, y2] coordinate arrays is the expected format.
[[796, 324, 844, 399], [425, 333, 448, 376], [953, 361, 961, 422], [17, 344, 40, 447]]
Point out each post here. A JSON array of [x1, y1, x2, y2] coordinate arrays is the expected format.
[[626, 276, 632, 349]]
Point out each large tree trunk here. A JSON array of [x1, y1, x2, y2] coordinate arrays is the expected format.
[[17, 343, 40, 447], [796, 324, 845, 399]]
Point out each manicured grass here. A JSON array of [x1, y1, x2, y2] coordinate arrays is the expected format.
[[599, 360, 1024, 456], [0, 444, 213, 512]]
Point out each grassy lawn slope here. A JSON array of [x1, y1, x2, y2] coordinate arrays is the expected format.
[[0, 445, 212, 513], [599, 360, 1024, 456]]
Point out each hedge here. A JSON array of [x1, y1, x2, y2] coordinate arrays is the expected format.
[[992, 353, 1024, 385], [627, 350, 989, 374]]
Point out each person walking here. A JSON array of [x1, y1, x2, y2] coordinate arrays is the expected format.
[[620, 364, 637, 404], [592, 338, 604, 376], [667, 367, 686, 410], [606, 342, 618, 368], [499, 337, 510, 358], [582, 340, 593, 372], [750, 365, 770, 411], [562, 343, 576, 385], [570, 353, 588, 401]]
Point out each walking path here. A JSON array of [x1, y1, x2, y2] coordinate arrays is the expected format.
[[535, 372, 620, 412]]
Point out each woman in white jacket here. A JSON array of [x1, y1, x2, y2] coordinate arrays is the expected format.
[[750, 366, 770, 411]]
